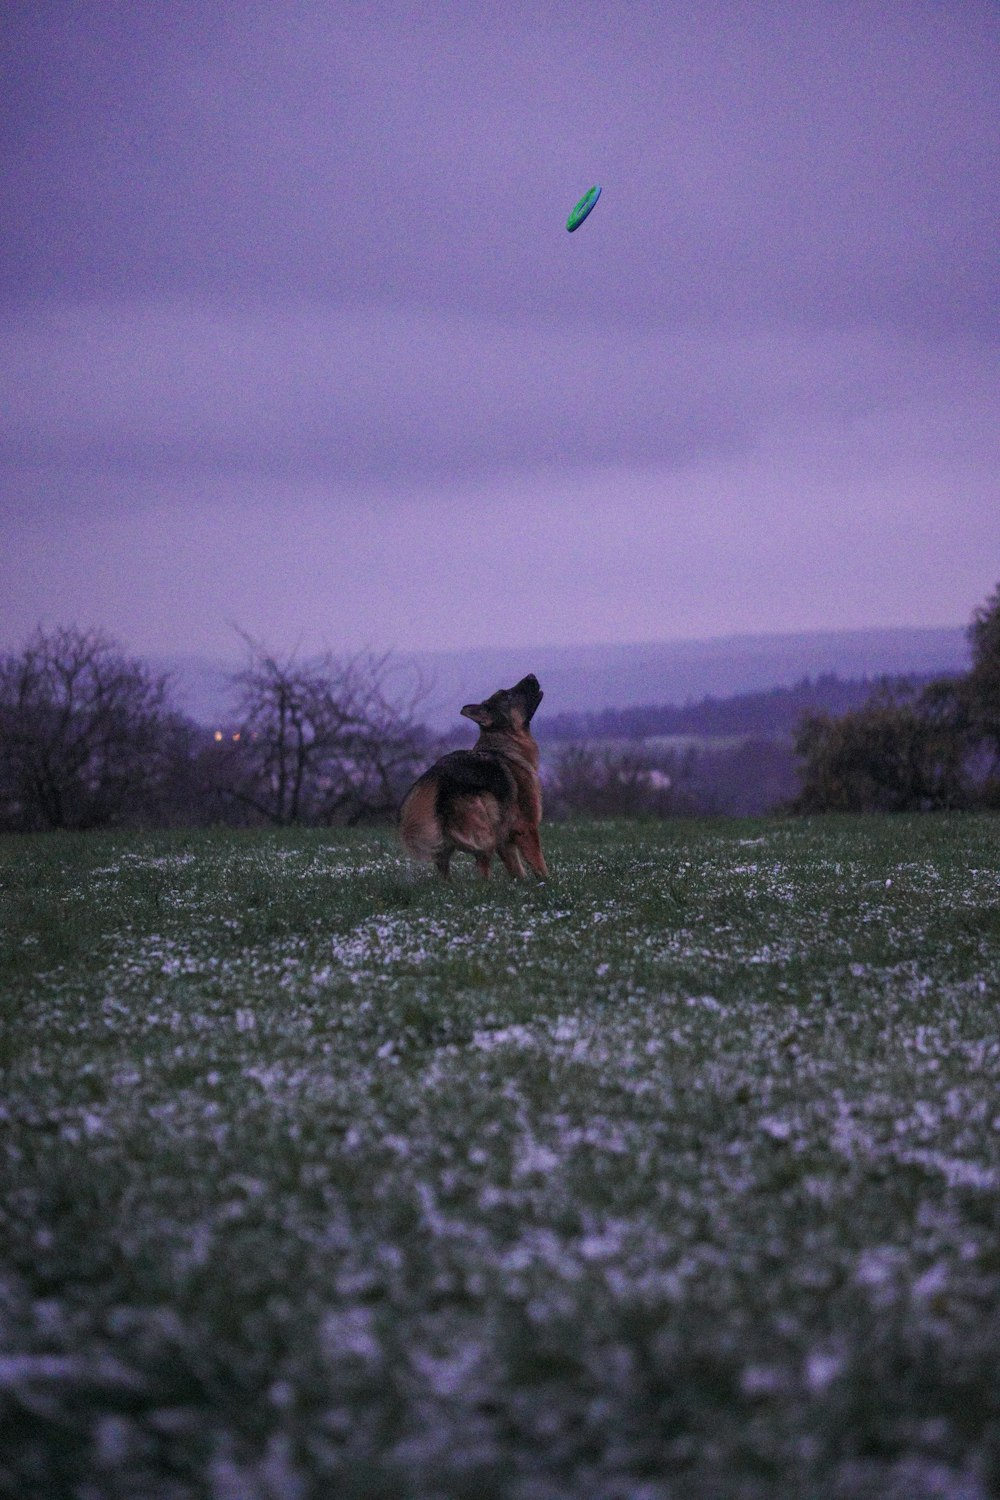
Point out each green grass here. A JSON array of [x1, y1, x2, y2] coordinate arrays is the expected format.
[[1, 814, 999, 1499]]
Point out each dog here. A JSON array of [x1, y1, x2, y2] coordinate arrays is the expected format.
[[399, 673, 549, 881]]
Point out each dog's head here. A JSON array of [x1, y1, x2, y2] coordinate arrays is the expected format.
[[460, 673, 543, 732]]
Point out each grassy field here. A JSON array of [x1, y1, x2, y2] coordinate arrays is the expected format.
[[1, 814, 999, 1499]]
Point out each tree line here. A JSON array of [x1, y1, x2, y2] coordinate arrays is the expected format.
[[0, 628, 436, 832], [1, 584, 997, 831], [538, 673, 941, 744], [545, 585, 999, 817], [792, 583, 1000, 812]]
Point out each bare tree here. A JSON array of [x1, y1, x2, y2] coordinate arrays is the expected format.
[[216, 635, 434, 826], [547, 743, 689, 819], [0, 625, 182, 830]]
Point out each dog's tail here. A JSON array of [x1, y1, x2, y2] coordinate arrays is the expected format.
[[399, 778, 444, 863]]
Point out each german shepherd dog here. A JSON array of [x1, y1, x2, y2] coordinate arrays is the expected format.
[[399, 673, 548, 881]]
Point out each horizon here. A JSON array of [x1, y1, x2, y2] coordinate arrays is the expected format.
[[134, 621, 972, 731], [3, 3, 998, 655], [141, 617, 971, 673]]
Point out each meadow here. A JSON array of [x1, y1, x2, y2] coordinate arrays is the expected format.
[[1, 814, 999, 1499]]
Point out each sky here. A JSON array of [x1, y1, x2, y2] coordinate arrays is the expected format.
[[2, 0, 998, 661]]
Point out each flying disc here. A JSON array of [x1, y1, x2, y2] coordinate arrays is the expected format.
[[566, 183, 601, 232]]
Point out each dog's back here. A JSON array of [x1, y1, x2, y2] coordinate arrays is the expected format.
[[399, 674, 548, 880], [399, 751, 518, 866]]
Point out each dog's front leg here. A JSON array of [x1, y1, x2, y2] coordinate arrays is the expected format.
[[498, 843, 528, 880]]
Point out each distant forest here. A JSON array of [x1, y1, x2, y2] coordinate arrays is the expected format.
[[536, 673, 945, 744], [3, 591, 996, 828]]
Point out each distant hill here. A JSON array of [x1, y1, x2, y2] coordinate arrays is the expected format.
[[406, 627, 967, 730], [537, 672, 948, 744], [152, 626, 968, 730]]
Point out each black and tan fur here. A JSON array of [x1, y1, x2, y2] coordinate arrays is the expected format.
[[399, 674, 548, 880]]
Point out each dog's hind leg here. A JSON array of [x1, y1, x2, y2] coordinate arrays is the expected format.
[[517, 828, 549, 881], [434, 850, 453, 880], [475, 854, 492, 879]]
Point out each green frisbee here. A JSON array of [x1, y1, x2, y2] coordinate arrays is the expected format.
[[566, 184, 602, 232]]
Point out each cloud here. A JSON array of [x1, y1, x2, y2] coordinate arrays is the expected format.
[[2, 298, 997, 503], [3, 3, 997, 336], [2, 436, 996, 661], [1, 3, 997, 655]]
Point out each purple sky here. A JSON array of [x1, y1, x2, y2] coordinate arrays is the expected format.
[[2, 1, 998, 659]]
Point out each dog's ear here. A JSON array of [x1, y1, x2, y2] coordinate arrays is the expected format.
[[460, 701, 493, 726]]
